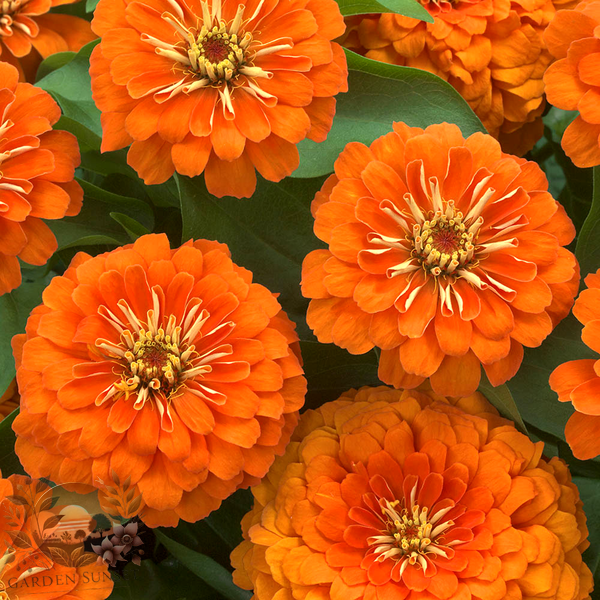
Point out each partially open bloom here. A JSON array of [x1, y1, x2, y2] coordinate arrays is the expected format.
[[0, 472, 114, 599], [550, 269, 600, 460], [544, 0, 600, 167], [0, 0, 95, 81], [89, 0, 347, 198], [232, 386, 593, 600], [0, 62, 83, 296], [301, 122, 578, 397], [12, 233, 306, 527], [343, 0, 574, 155]]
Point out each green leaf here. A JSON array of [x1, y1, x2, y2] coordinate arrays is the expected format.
[[294, 49, 485, 178], [110, 213, 151, 240], [203, 490, 253, 549], [36, 40, 101, 144], [78, 179, 154, 229], [572, 476, 600, 583], [337, 0, 432, 21], [0, 409, 26, 476], [35, 51, 76, 82], [478, 374, 527, 434], [155, 530, 251, 600], [507, 314, 595, 440], [300, 342, 380, 409], [0, 267, 50, 397], [576, 165, 600, 278], [177, 173, 325, 335], [86, 0, 100, 11], [109, 558, 220, 600]]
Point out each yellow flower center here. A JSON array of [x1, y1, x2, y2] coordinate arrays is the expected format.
[[187, 22, 253, 84], [369, 498, 454, 569], [411, 201, 480, 278]]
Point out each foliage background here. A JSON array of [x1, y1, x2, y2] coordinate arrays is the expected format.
[[0, 0, 599, 597]]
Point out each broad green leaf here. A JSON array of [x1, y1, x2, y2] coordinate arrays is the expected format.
[[294, 50, 485, 178], [576, 165, 600, 277], [337, 0, 432, 21], [203, 490, 253, 549], [155, 530, 251, 600], [0, 409, 26, 476], [300, 342, 380, 409], [78, 179, 154, 229], [109, 558, 220, 600], [36, 40, 101, 143], [0, 268, 50, 397], [477, 374, 527, 434], [110, 213, 151, 240], [507, 314, 595, 441], [86, 0, 100, 11], [35, 51, 76, 82], [572, 476, 600, 584], [177, 173, 325, 336]]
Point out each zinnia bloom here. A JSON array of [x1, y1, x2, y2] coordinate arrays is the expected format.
[[231, 385, 593, 600], [0, 472, 114, 600], [89, 0, 348, 198], [543, 0, 600, 167], [0, 0, 95, 82], [550, 269, 600, 460], [343, 0, 574, 155], [0, 62, 83, 296], [301, 122, 578, 397], [12, 233, 306, 527]]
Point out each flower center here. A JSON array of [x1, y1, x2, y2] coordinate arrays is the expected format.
[[92, 289, 236, 431], [121, 534, 132, 544], [411, 201, 480, 278], [0, 0, 23, 16], [119, 325, 195, 393], [369, 498, 454, 569], [187, 24, 252, 83]]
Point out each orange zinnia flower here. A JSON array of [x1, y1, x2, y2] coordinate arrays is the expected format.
[[0, 0, 95, 82], [343, 0, 574, 155], [301, 122, 578, 397], [0, 62, 83, 296], [550, 269, 600, 460], [544, 0, 600, 167], [12, 233, 306, 527], [231, 385, 593, 600], [89, 0, 348, 198], [0, 472, 114, 600]]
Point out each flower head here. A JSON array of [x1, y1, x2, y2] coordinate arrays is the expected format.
[[301, 122, 578, 397], [90, 0, 348, 198], [0, 62, 83, 296], [543, 0, 600, 167], [343, 0, 574, 155], [0, 0, 95, 81], [111, 522, 142, 554], [12, 233, 306, 527], [231, 385, 593, 600], [550, 269, 600, 459]]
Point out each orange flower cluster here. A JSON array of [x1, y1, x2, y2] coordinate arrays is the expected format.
[[0, 62, 83, 296], [343, 0, 574, 155], [550, 269, 600, 460], [12, 233, 306, 527], [232, 386, 593, 600], [301, 122, 578, 397], [89, 0, 348, 198], [544, 0, 600, 168], [0, 472, 114, 600], [0, 0, 95, 81]]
